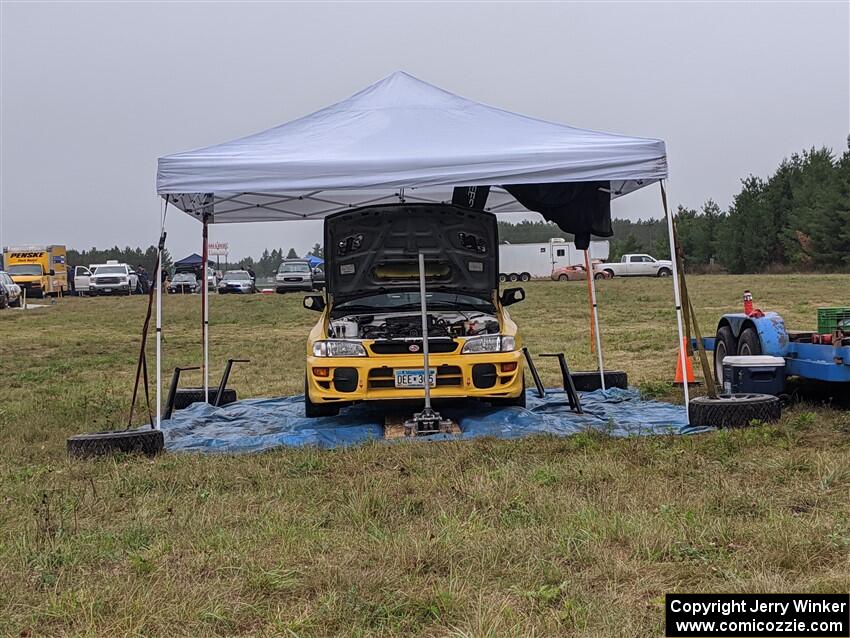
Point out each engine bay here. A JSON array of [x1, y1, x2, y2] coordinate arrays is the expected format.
[[329, 311, 500, 340]]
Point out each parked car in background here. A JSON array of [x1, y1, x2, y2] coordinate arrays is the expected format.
[[89, 261, 138, 295], [311, 264, 325, 291], [0, 277, 10, 309], [3, 244, 68, 298], [73, 266, 92, 294], [600, 254, 673, 278], [275, 260, 313, 293], [168, 272, 200, 294], [550, 264, 611, 282], [218, 270, 256, 294], [0, 271, 23, 307]]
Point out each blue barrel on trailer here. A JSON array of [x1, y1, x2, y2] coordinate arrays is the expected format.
[[694, 311, 850, 385]]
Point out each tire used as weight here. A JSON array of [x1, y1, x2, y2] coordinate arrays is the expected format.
[[570, 370, 628, 391], [172, 387, 237, 410], [67, 429, 164, 458], [688, 393, 780, 428]]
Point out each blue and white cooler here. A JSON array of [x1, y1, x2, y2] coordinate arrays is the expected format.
[[722, 355, 786, 395]]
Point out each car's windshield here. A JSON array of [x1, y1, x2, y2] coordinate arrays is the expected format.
[[279, 262, 310, 273], [223, 272, 250, 281], [173, 273, 196, 282], [334, 292, 493, 313], [8, 265, 43, 276], [94, 266, 126, 275]]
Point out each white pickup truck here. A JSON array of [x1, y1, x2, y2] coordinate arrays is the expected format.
[[600, 254, 673, 278]]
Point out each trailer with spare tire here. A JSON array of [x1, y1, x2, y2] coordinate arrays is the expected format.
[[699, 311, 850, 387]]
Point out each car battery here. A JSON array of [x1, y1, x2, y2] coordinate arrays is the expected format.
[[722, 355, 786, 395]]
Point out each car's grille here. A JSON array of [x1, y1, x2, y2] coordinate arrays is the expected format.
[[95, 277, 121, 285], [367, 365, 462, 389], [369, 339, 458, 355], [283, 276, 304, 282]]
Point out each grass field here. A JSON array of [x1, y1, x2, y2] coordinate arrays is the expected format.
[[1, 274, 849, 637]]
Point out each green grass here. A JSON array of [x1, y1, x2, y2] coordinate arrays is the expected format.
[[1, 274, 849, 636]]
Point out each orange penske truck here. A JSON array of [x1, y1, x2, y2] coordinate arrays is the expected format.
[[3, 245, 68, 298]]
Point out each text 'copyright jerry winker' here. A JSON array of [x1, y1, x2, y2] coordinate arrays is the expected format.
[[665, 593, 849, 637]]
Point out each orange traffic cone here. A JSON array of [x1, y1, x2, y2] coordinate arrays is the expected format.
[[673, 338, 697, 385]]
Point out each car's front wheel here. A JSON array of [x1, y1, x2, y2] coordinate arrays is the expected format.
[[304, 376, 341, 418], [489, 379, 526, 408], [558, 274, 568, 281]]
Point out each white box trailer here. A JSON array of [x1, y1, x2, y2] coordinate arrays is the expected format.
[[498, 239, 609, 281]]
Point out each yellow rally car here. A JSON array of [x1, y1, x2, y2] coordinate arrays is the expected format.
[[302, 203, 526, 417]]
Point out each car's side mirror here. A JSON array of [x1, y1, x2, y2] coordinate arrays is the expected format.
[[500, 287, 525, 306], [303, 295, 325, 312], [49, 269, 55, 276]]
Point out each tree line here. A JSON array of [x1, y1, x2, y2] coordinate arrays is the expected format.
[[67, 246, 174, 274], [498, 141, 850, 273]]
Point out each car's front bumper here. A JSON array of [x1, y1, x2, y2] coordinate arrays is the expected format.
[[305, 350, 524, 404], [276, 282, 313, 293], [90, 283, 130, 294]]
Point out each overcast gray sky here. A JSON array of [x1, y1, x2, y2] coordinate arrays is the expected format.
[[2, 1, 848, 261]]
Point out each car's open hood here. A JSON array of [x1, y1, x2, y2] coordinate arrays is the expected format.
[[324, 204, 498, 304]]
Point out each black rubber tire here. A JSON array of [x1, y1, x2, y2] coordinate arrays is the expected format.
[[498, 274, 507, 283], [489, 379, 527, 408], [9, 295, 21, 308], [713, 325, 737, 386], [736, 327, 762, 357], [304, 377, 340, 417], [594, 272, 605, 280], [67, 429, 164, 458], [558, 274, 568, 281], [0, 294, 7, 309], [604, 269, 615, 278], [657, 267, 672, 277], [508, 273, 519, 282], [519, 272, 531, 282], [689, 393, 780, 428], [570, 370, 629, 391], [172, 387, 237, 410]]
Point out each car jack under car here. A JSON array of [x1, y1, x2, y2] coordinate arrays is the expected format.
[[401, 252, 458, 437]]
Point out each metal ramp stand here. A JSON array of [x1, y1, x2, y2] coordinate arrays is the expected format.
[[540, 353, 583, 414]]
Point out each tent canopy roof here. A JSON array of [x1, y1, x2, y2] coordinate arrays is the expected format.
[[173, 253, 212, 267], [157, 71, 667, 224]]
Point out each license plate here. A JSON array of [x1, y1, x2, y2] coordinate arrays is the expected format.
[[104, 288, 112, 292], [394, 369, 437, 388]]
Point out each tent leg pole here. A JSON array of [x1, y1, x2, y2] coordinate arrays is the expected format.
[[660, 181, 690, 416], [155, 200, 168, 429], [202, 217, 209, 403], [156, 245, 163, 429], [584, 249, 605, 390]]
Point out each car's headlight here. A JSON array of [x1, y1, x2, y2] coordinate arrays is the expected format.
[[461, 335, 516, 354], [312, 340, 367, 357]]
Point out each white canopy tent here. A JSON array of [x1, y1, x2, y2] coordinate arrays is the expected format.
[[155, 71, 687, 426]]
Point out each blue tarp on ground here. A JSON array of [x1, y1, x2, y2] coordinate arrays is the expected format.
[[160, 388, 712, 454]]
